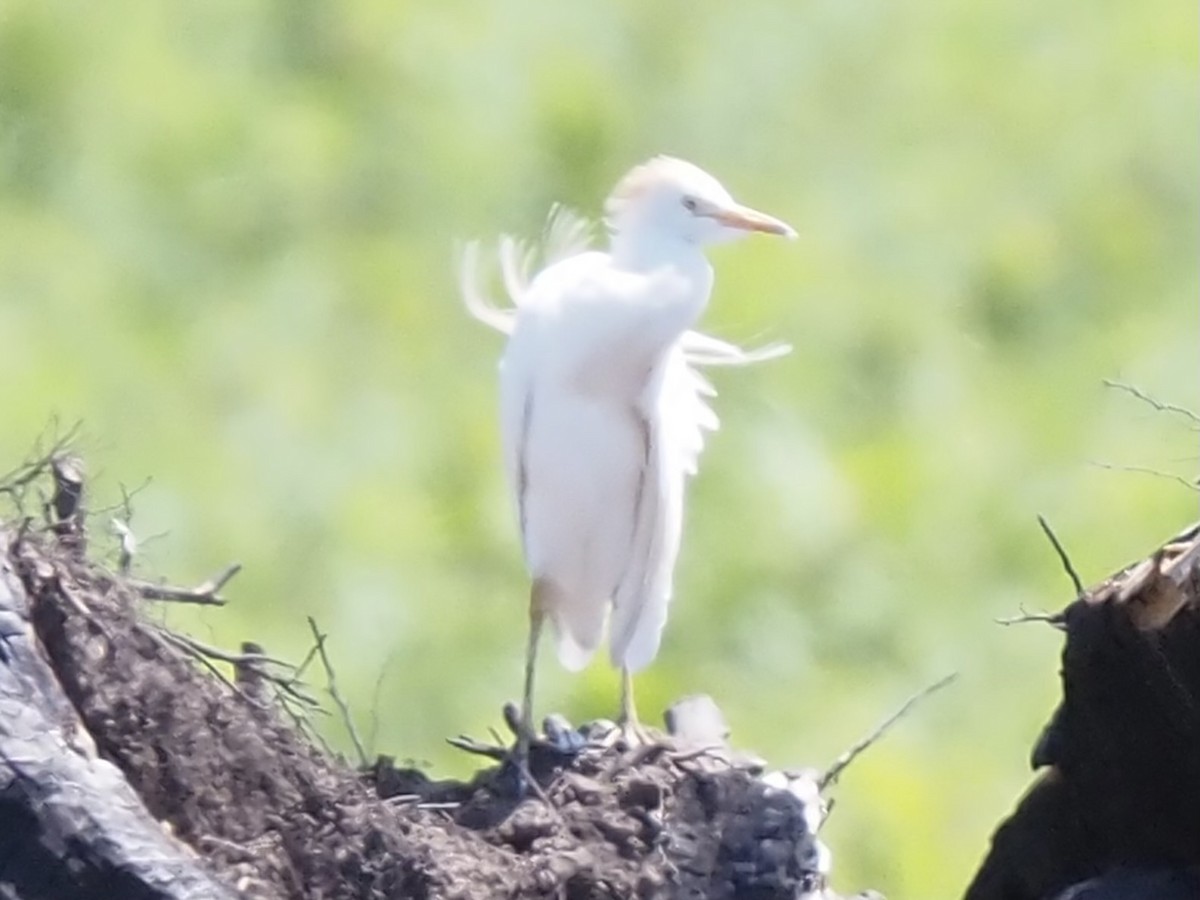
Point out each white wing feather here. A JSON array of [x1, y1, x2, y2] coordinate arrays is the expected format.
[[459, 241, 516, 335], [607, 346, 690, 671]]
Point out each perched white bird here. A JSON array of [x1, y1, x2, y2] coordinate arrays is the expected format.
[[462, 156, 794, 754]]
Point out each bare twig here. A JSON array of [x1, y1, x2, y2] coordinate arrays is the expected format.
[[819, 673, 958, 790], [308, 616, 369, 768], [88, 477, 155, 522], [266, 631, 328, 712], [384, 793, 422, 806], [130, 562, 242, 605], [0, 423, 82, 504], [1090, 461, 1198, 492], [290, 640, 322, 684], [118, 478, 153, 520], [57, 575, 95, 619], [995, 607, 1067, 627], [1037, 514, 1084, 597], [158, 630, 292, 669], [273, 686, 336, 755], [157, 628, 326, 722], [1103, 379, 1200, 427], [446, 735, 509, 760], [367, 647, 399, 758], [157, 630, 244, 696], [269, 674, 324, 711]]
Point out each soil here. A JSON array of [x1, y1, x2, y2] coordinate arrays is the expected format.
[[6, 512, 879, 900]]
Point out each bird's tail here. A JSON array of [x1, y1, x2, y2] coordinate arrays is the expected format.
[[533, 577, 605, 672]]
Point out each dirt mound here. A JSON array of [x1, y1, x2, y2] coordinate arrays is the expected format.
[[0, 456, 878, 900]]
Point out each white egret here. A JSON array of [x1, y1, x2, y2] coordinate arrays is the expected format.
[[461, 156, 794, 759]]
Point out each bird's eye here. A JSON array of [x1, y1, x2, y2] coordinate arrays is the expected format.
[[682, 196, 698, 212]]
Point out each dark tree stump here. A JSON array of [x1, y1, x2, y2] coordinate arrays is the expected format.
[[964, 523, 1200, 900]]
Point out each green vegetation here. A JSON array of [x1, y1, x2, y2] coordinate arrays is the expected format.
[[1, 1, 1195, 895]]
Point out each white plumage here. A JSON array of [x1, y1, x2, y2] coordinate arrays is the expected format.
[[461, 157, 793, 742]]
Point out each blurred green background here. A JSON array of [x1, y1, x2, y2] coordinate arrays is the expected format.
[[1, 0, 1196, 895]]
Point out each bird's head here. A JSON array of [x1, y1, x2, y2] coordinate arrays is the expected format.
[[605, 156, 796, 250]]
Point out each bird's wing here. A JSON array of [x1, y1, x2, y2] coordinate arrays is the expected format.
[[664, 331, 792, 473], [607, 332, 790, 672], [679, 331, 792, 367], [607, 345, 695, 672], [509, 370, 645, 672]]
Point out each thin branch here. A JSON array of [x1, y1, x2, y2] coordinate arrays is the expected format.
[[272, 684, 337, 755], [995, 606, 1067, 627], [446, 735, 508, 761], [1037, 514, 1084, 596], [89, 477, 155, 522], [158, 630, 292, 669], [290, 641, 322, 684], [0, 422, 82, 499], [130, 562, 242, 605], [819, 673, 958, 790], [272, 678, 325, 712], [1090, 461, 1198, 492], [157, 631, 244, 697], [118, 477, 153, 519], [308, 616, 369, 768], [156, 628, 325, 719], [367, 647, 398, 758], [1103, 379, 1200, 427]]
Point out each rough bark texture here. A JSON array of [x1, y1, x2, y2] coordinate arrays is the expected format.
[[964, 522, 1200, 900], [0, 459, 878, 900], [0, 554, 239, 900]]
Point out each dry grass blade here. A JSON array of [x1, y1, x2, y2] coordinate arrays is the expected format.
[[308, 616, 369, 768]]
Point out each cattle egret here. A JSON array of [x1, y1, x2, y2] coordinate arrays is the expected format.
[[461, 156, 793, 762]]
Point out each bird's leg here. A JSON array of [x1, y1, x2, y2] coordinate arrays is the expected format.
[[514, 583, 547, 788], [619, 667, 639, 729], [618, 667, 655, 747]]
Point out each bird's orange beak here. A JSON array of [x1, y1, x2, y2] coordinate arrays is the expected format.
[[710, 204, 797, 238]]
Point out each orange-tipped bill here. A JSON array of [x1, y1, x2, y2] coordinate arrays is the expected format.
[[711, 204, 797, 238]]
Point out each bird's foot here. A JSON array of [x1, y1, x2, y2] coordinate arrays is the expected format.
[[495, 700, 537, 797], [498, 703, 591, 798], [616, 717, 663, 751]]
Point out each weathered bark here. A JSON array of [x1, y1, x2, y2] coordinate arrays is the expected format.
[[964, 523, 1200, 900], [0, 553, 238, 900]]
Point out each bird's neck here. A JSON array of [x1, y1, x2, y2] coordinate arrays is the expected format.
[[609, 228, 707, 276]]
